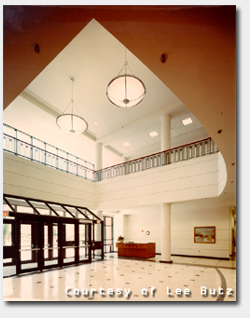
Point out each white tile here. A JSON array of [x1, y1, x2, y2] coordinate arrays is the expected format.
[[3, 254, 236, 302]]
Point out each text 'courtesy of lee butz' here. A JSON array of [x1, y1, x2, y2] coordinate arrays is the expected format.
[[65, 286, 234, 299]]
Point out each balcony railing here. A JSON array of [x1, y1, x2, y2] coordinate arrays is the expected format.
[[94, 137, 219, 182], [3, 124, 95, 181], [3, 124, 219, 183]]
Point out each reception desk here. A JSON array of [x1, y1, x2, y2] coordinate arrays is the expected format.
[[116, 242, 155, 258]]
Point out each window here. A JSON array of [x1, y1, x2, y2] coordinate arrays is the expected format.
[[103, 216, 113, 253]]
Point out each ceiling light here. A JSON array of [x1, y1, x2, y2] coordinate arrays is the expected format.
[[122, 141, 131, 147], [182, 117, 193, 126], [106, 48, 146, 108], [56, 77, 88, 134], [149, 131, 158, 138]]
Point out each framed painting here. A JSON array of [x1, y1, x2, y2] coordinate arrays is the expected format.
[[194, 226, 216, 243]]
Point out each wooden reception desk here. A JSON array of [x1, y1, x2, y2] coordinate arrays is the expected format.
[[116, 242, 155, 258]]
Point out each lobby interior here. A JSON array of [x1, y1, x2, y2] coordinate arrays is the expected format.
[[2, 5, 236, 302]]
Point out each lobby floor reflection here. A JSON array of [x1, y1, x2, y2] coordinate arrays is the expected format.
[[3, 254, 236, 302]]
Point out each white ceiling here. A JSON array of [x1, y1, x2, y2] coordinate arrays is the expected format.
[[3, 19, 208, 167]]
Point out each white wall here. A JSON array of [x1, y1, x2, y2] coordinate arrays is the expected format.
[[171, 203, 230, 258], [3, 151, 231, 258], [3, 151, 226, 211], [3, 152, 96, 209], [218, 152, 227, 195], [123, 206, 161, 253], [96, 152, 221, 210], [114, 202, 231, 259]]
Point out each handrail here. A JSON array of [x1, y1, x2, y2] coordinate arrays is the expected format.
[[3, 123, 94, 167], [95, 137, 213, 172], [3, 124, 219, 183], [3, 123, 95, 173], [94, 137, 219, 182], [3, 125, 96, 181], [3, 133, 95, 173]]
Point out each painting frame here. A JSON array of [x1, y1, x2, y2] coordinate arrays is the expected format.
[[194, 226, 216, 244]]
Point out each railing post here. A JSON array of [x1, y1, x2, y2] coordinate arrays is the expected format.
[[30, 136, 33, 161], [66, 152, 68, 172], [76, 157, 79, 176], [44, 142, 47, 165], [15, 129, 18, 155], [56, 148, 58, 169]]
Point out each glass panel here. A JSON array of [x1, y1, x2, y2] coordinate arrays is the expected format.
[[3, 258, 12, 263], [37, 208, 50, 215], [44, 225, 49, 259], [64, 206, 78, 218], [3, 223, 12, 246], [21, 259, 38, 270], [21, 224, 32, 261], [63, 248, 75, 263], [53, 224, 58, 258], [65, 224, 74, 241], [105, 217, 112, 226], [48, 204, 65, 217], [79, 247, 88, 261], [32, 139, 46, 164], [79, 224, 86, 246], [105, 240, 112, 245], [105, 227, 112, 240], [17, 206, 34, 214], [104, 246, 110, 253], [94, 223, 102, 241], [44, 223, 59, 266]]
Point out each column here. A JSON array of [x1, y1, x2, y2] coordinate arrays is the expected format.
[[95, 142, 102, 181], [95, 143, 103, 170], [122, 156, 129, 175], [160, 203, 172, 263], [161, 113, 171, 151], [160, 113, 172, 263]]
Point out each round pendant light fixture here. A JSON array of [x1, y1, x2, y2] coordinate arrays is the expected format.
[[106, 49, 146, 108], [56, 77, 88, 134]]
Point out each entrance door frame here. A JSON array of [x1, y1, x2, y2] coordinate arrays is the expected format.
[[3, 212, 95, 276]]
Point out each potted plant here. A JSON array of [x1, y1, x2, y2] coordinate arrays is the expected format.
[[117, 235, 124, 243]]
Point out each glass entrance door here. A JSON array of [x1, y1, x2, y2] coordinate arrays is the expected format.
[[62, 223, 77, 265], [3, 218, 16, 277], [79, 222, 91, 263], [19, 221, 40, 273], [92, 221, 104, 260], [43, 222, 59, 268]]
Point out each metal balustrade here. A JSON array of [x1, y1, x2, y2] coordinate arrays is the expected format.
[[94, 137, 219, 182], [3, 124, 95, 181], [3, 124, 219, 183]]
